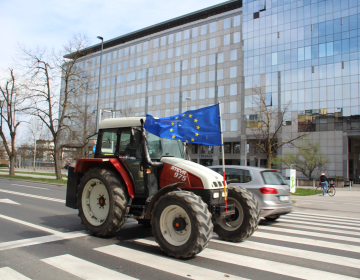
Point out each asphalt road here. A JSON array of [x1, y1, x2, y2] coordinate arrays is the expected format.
[[0, 178, 359, 280]]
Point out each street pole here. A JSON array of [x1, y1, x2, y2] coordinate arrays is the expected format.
[[95, 36, 104, 133]]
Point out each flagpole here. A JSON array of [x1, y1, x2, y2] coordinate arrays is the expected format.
[[218, 102, 227, 206]]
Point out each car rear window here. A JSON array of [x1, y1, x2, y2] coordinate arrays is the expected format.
[[261, 171, 287, 185], [211, 168, 251, 183]]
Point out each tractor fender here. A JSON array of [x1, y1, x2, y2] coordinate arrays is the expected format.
[[144, 182, 186, 219], [74, 158, 134, 198]]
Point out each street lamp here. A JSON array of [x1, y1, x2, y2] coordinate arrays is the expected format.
[[95, 36, 104, 133], [185, 97, 191, 112]]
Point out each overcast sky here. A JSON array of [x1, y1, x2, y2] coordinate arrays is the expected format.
[[0, 0, 226, 70]]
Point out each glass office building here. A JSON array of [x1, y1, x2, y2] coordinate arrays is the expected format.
[[64, 0, 360, 181]]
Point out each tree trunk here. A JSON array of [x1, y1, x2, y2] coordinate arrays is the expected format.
[[266, 153, 272, 169], [53, 142, 62, 180], [9, 155, 15, 175]]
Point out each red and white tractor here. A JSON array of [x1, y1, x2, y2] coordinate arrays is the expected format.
[[66, 117, 260, 258]]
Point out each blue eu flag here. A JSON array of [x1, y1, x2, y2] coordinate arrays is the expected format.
[[144, 104, 222, 146]]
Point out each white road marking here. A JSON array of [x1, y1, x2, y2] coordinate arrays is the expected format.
[[0, 267, 31, 280], [135, 239, 358, 280], [42, 254, 137, 280], [281, 214, 360, 227], [0, 231, 87, 252], [211, 239, 360, 269], [95, 244, 248, 280], [12, 183, 49, 190], [291, 212, 360, 222], [0, 199, 20, 205], [0, 189, 64, 203]]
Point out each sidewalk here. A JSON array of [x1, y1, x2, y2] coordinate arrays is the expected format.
[[296, 184, 360, 191], [0, 168, 67, 180]]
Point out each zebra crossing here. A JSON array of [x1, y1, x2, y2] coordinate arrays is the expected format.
[[1, 212, 360, 280]]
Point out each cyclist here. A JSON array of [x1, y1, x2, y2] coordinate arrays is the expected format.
[[320, 172, 329, 196]]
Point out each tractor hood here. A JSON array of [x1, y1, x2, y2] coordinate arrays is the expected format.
[[160, 157, 224, 190]]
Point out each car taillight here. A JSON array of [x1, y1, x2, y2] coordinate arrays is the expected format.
[[260, 187, 278, 194]]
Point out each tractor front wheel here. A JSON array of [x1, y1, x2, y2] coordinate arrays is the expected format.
[[151, 191, 213, 259], [77, 168, 128, 237], [214, 186, 260, 242]]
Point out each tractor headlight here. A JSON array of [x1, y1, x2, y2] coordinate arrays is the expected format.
[[213, 192, 220, 199]]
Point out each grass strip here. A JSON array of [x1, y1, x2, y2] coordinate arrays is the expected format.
[[291, 188, 317, 196], [0, 170, 67, 178], [0, 174, 67, 185]]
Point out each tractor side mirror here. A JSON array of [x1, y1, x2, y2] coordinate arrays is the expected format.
[[130, 128, 142, 149]]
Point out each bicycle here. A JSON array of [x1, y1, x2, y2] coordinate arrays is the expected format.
[[315, 184, 336, 196]]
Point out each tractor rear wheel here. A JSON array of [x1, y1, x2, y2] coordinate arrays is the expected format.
[[151, 191, 213, 259], [77, 168, 128, 237], [214, 186, 259, 242]]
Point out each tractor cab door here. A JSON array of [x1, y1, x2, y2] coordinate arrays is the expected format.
[[118, 128, 158, 197]]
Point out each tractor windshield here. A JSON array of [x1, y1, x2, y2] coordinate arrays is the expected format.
[[146, 132, 186, 160]]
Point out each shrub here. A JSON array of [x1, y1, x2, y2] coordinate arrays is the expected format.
[[0, 164, 9, 167]]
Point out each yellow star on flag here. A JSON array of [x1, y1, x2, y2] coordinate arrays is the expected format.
[[191, 138, 194, 141], [195, 133, 199, 136], [171, 122, 174, 125], [197, 126, 200, 129], [182, 114, 185, 116], [185, 140, 188, 142], [170, 128, 173, 132], [189, 114, 192, 118], [175, 117, 178, 119], [194, 119, 198, 123], [172, 135, 175, 139]]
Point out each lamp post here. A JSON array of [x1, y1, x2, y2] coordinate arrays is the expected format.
[[95, 36, 104, 133], [185, 97, 191, 111]]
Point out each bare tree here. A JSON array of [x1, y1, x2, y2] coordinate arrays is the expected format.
[[0, 68, 30, 175], [247, 87, 307, 168], [25, 117, 44, 172], [19, 34, 90, 180]]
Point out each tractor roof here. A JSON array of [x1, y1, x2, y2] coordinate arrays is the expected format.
[[99, 117, 145, 129]]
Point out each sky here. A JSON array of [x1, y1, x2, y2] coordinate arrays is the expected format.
[[0, 0, 226, 70]]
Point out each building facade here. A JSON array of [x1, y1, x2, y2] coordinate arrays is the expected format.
[[64, 0, 360, 181]]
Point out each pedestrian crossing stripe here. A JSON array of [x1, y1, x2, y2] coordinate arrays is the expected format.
[[0, 267, 31, 280], [42, 254, 137, 280], [94, 245, 248, 280], [280, 214, 360, 227], [291, 212, 360, 223]]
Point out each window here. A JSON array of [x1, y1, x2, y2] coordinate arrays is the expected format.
[[191, 89, 197, 100], [209, 70, 215, 82], [161, 36, 166, 46], [143, 41, 148, 51], [182, 60, 188, 70], [165, 63, 171, 74], [136, 57, 141, 66], [200, 56, 206, 67], [168, 48, 173, 59], [156, 80, 162, 90], [176, 32, 182, 42], [153, 38, 159, 48], [156, 95, 161, 105], [175, 46, 181, 57], [191, 58, 197, 68], [217, 52, 224, 63], [130, 58, 134, 68], [148, 96, 153, 106], [190, 73, 196, 84], [160, 50, 166, 60], [175, 61, 181, 72], [148, 68, 153, 77], [192, 42, 198, 53], [200, 24, 207, 35], [112, 63, 116, 72], [165, 93, 171, 104], [224, 34, 230, 45], [192, 27, 198, 37], [265, 93, 272, 106], [123, 60, 128, 69], [230, 84, 237, 96], [183, 44, 190, 55], [230, 66, 237, 78], [100, 130, 118, 156], [209, 22, 216, 33], [182, 75, 188, 86], [174, 76, 180, 87], [153, 52, 158, 62], [168, 34, 174, 44], [137, 43, 142, 53], [199, 88, 206, 99], [233, 32, 240, 43], [200, 40, 207, 51], [218, 85, 224, 97], [208, 87, 215, 98], [174, 92, 179, 102], [157, 65, 162, 75], [142, 55, 148, 64], [224, 18, 231, 29], [230, 49, 237, 61], [124, 47, 129, 56], [165, 78, 171, 89], [230, 102, 237, 113], [130, 45, 135, 54], [230, 119, 238, 131], [234, 15, 240, 27], [209, 38, 216, 49], [217, 69, 224, 80], [184, 29, 190, 39], [118, 49, 123, 58], [209, 54, 215, 65], [199, 72, 206, 83]]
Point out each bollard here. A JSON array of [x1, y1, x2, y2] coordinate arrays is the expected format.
[[313, 179, 315, 189], [350, 180, 352, 191], [297, 179, 298, 188]]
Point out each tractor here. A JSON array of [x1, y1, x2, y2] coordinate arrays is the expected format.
[[65, 117, 260, 258]]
